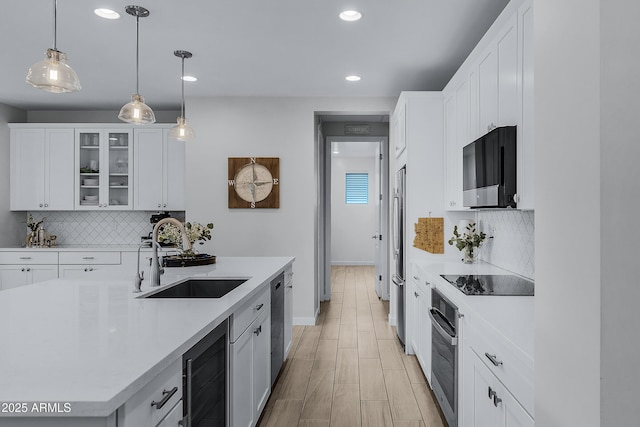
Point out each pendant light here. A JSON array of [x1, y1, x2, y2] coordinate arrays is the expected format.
[[26, 0, 81, 93], [118, 5, 155, 124], [168, 50, 195, 141]]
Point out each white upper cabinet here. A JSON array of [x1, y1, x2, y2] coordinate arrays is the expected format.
[[133, 129, 186, 211], [75, 128, 133, 210], [443, 0, 534, 210], [10, 127, 75, 211]]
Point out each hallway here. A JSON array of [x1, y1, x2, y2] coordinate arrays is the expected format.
[[258, 265, 445, 427]]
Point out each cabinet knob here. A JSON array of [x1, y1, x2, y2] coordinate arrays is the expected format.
[[414, 291, 419, 298], [44, 203, 48, 207], [21, 268, 25, 272], [163, 204, 167, 208], [158, 204, 162, 208], [255, 303, 264, 311], [254, 325, 262, 336], [39, 204, 43, 208], [26, 268, 31, 272], [412, 275, 420, 280]]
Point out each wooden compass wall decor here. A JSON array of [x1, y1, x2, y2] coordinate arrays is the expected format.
[[228, 157, 280, 208]]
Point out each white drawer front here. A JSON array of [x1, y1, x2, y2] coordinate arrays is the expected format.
[[59, 251, 121, 265], [230, 285, 270, 343], [122, 358, 182, 427], [467, 318, 534, 416], [0, 251, 58, 265]]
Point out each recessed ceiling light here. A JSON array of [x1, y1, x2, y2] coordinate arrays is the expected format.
[[182, 75, 198, 82], [94, 8, 120, 19], [339, 10, 362, 22], [345, 75, 362, 82]]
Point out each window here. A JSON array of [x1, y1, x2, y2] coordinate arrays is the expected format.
[[345, 173, 368, 204]]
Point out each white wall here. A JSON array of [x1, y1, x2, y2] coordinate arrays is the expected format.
[[185, 96, 395, 325], [535, 0, 601, 425], [26, 110, 179, 124], [331, 156, 376, 265], [0, 103, 27, 247], [600, 0, 640, 425]]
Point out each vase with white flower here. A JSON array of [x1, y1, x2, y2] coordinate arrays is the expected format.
[[448, 220, 486, 263], [157, 221, 215, 265]]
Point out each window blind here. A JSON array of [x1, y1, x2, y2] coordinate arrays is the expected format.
[[345, 173, 369, 204]]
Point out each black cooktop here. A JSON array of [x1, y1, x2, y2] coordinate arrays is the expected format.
[[440, 274, 534, 296]]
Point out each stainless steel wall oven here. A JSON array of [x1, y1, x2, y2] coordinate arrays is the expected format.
[[429, 288, 459, 427]]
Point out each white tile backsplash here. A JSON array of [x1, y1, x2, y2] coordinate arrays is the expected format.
[[476, 210, 535, 279], [26, 211, 183, 246]]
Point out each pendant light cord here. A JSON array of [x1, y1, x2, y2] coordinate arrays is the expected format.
[[135, 14, 140, 95], [53, 0, 57, 49], [181, 57, 185, 117]]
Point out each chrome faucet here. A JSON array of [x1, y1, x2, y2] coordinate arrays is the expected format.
[[134, 239, 162, 293], [148, 218, 193, 287]]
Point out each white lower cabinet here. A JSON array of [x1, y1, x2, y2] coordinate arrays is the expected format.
[[0, 251, 59, 291], [231, 306, 271, 427], [0, 265, 58, 291], [120, 358, 182, 427], [464, 345, 533, 427]]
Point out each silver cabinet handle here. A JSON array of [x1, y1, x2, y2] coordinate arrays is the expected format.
[[82, 257, 95, 260], [21, 268, 25, 272], [184, 359, 193, 426], [286, 285, 293, 289], [493, 393, 502, 407], [255, 303, 264, 311], [412, 275, 419, 280], [254, 325, 262, 336], [488, 386, 495, 399], [26, 268, 31, 272], [425, 281, 431, 286], [158, 204, 162, 208], [151, 386, 178, 410], [414, 291, 419, 298], [19, 257, 31, 260], [485, 353, 503, 367], [84, 268, 89, 272], [44, 203, 48, 207]]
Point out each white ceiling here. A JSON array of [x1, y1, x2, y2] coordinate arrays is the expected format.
[[0, 0, 510, 111]]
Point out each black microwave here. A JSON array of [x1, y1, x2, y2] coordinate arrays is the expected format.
[[462, 126, 517, 208]]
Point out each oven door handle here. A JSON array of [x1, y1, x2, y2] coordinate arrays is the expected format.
[[429, 308, 458, 346]]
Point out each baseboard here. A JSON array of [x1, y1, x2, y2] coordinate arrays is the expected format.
[[331, 261, 375, 266], [294, 304, 320, 326]]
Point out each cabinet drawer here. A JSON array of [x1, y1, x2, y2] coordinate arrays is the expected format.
[[59, 251, 121, 265], [0, 251, 58, 265], [122, 358, 182, 427], [467, 317, 534, 415], [230, 285, 270, 343]]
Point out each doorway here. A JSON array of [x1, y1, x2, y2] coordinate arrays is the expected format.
[[315, 114, 390, 304]]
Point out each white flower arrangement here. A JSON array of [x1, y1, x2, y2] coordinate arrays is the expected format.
[[157, 221, 214, 257]]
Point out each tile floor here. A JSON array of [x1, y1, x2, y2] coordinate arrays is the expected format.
[[257, 265, 446, 427]]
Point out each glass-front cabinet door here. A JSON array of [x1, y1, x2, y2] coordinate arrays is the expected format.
[[75, 129, 133, 210]]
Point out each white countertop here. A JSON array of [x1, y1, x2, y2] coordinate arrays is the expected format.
[[0, 256, 294, 418], [413, 257, 534, 359]]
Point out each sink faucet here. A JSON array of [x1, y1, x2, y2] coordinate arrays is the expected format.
[[148, 218, 193, 287], [134, 239, 162, 293]]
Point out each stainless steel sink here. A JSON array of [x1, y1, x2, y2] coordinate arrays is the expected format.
[[143, 278, 248, 298]]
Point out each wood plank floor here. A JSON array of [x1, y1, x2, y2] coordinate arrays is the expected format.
[[258, 265, 446, 427]]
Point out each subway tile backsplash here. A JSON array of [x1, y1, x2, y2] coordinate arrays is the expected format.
[[26, 211, 166, 246], [476, 210, 535, 280]]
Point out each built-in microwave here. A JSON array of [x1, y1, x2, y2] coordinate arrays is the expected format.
[[462, 126, 517, 208]]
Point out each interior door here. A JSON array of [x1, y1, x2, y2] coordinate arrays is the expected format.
[[374, 140, 389, 299]]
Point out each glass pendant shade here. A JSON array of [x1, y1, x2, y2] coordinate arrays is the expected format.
[[118, 93, 156, 124], [169, 117, 195, 141]]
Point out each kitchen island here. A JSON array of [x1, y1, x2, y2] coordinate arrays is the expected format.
[[0, 256, 294, 426]]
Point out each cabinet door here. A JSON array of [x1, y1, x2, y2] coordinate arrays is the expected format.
[[478, 47, 498, 134], [29, 265, 59, 284], [164, 133, 186, 210], [518, 0, 535, 210], [0, 266, 29, 291], [443, 92, 459, 209], [497, 16, 518, 127], [231, 324, 254, 427], [46, 129, 75, 210], [407, 278, 419, 356], [417, 288, 431, 383], [105, 129, 133, 209], [76, 129, 104, 209], [134, 129, 165, 211], [393, 102, 407, 158], [253, 309, 271, 418], [464, 346, 534, 427], [10, 128, 46, 210]]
